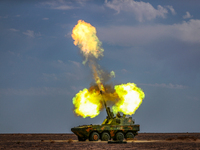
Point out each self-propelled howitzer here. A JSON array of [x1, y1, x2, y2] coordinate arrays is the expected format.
[[71, 93, 140, 141]]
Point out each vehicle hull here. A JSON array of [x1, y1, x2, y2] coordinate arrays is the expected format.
[[71, 124, 140, 140]]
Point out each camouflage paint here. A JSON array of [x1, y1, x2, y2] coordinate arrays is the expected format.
[[71, 106, 140, 141], [86, 127, 93, 132]]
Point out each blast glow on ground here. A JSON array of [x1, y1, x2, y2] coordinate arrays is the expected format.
[[71, 20, 145, 118]]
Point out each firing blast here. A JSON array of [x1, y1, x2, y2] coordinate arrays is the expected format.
[[71, 20, 145, 118], [71, 20, 106, 91]]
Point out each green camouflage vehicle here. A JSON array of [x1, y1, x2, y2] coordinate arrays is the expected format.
[[71, 98, 140, 141]]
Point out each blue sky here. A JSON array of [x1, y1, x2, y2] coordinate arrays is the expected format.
[[1, 0, 200, 133]]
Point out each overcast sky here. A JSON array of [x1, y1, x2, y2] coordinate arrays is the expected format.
[[1, 0, 200, 133]]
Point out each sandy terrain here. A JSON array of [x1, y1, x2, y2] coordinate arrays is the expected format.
[[0, 133, 200, 149]]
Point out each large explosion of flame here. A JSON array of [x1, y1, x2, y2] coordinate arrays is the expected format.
[[71, 20, 145, 118]]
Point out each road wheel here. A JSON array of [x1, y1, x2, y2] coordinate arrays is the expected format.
[[89, 132, 100, 141], [125, 132, 134, 140], [78, 136, 86, 141], [115, 132, 124, 141], [101, 132, 110, 141]]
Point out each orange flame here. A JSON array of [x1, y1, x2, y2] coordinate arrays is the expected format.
[[71, 20, 104, 64], [112, 83, 145, 115], [72, 88, 103, 118], [72, 83, 145, 118]]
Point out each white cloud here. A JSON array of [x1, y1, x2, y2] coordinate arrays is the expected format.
[[121, 69, 128, 73], [65, 32, 71, 38], [41, 1, 74, 10], [23, 30, 42, 38], [42, 73, 58, 82], [53, 5, 73, 10], [50, 60, 85, 82], [98, 19, 200, 45], [1, 15, 8, 18], [75, 0, 88, 6], [52, 60, 82, 73], [58, 59, 63, 63], [187, 96, 199, 101], [9, 28, 19, 32], [68, 60, 81, 68], [172, 19, 200, 43], [42, 17, 49, 20], [8, 51, 20, 57], [183, 11, 193, 19], [139, 83, 187, 89], [56, 60, 81, 68], [23, 30, 35, 38], [166, 5, 176, 15], [35, 32, 42, 37], [105, 0, 174, 22], [0, 87, 71, 96], [8, 51, 15, 55]]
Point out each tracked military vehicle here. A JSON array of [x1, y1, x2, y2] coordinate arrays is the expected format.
[[71, 95, 140, 141]]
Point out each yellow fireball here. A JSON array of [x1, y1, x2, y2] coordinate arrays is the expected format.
[[112, 83, 145, 115], [72, 88, 102, 118], [71, 20, 104, 64]]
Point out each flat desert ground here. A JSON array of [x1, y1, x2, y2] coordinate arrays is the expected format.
[[1, 133, 200, 149]]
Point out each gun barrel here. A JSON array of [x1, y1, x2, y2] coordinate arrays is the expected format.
[[100, 90, 113, 119]]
